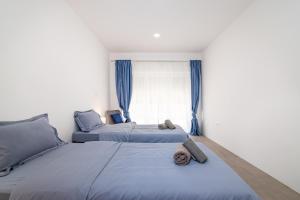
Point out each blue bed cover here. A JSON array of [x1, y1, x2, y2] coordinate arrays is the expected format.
[[72, 122, 189, 143], [1, 141, 260, 200]]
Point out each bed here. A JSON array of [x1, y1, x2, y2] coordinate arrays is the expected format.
[[0, 141, 260, 200], [72, 122, 189, 143]]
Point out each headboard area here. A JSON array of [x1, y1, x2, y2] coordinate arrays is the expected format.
[[105, 110, 122, 124]]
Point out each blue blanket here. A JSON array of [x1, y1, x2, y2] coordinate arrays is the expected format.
[[7, 142, 260, 200], [72, 122, 188, 143]]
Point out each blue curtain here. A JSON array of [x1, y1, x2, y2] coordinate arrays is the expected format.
[[115, 60, 132, 122], [190, 60, 202, 135]]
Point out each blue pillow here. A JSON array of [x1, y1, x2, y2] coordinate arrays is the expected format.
[[0, 113, 48, 125], [74, 110, 103, 132], [111, 113, 123, 124], [0, 114, 64, 176], [0, 114, 63, 143]]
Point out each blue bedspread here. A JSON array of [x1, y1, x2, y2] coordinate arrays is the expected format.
[[72, 122, 188, 143], [7, 142, 260, 200]]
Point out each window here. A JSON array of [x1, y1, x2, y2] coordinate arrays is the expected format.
[[130, 61, 191, 132]]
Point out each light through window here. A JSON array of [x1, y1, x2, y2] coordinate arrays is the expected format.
[[130, 61, 191, 132]]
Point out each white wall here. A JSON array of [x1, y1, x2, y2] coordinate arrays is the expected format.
[[0, 0, 109, 141], [108, 52, 202, 110], [203, 0, 300, 192]]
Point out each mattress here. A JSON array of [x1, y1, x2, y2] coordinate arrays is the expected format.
[[1, 141, 260, 200], [72, 122, 189, 143]]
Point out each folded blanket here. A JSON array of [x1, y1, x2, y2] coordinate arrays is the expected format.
[[165, 120, 176, 129], [183, 138, 207, 163], [158, 123, 168, 130], [173, 144, 191, 165]]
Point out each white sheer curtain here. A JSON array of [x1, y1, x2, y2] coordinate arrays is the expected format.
[[130, 61, 191, 132]]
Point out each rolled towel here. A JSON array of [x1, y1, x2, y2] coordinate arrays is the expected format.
[[173, 144, 191, 166], [183, 138, 208, 163], [165, 119, 176, 129], [158, 123, 168, 130]]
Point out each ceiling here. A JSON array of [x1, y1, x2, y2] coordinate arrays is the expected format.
[[67, 0, 253, 52]]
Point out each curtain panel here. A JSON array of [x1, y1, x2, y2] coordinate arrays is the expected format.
[[115, 60, 132, 122], [190, 60, 202, 135], [130, 61, 191, 132]]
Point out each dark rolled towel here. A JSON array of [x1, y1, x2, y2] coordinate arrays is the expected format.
[[183, 138, 208, 163], [173, 144, 191, 166], [158, 123, 168, 130], [165, 119, 176, 129]]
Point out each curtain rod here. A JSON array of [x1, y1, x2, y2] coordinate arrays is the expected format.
[[110, 60, 191, 63]]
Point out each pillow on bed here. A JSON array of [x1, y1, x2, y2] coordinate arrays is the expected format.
[[0, 114, 63, 144], [111, 113, 124, 124], [0, 113, 48, 125], [0, 114, 63, 175], [74, 110, 103, 132]]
